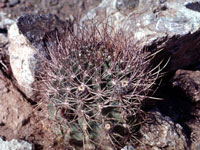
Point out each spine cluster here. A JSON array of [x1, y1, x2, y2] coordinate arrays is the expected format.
[[38, 23, 160, 150]]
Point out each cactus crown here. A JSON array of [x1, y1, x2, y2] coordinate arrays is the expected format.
[[38, 23, 159, 149]]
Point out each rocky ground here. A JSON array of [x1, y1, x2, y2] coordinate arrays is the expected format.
[[0, 0, 200, 150], [0, 1, 101, 149]]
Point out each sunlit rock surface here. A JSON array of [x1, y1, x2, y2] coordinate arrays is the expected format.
[[81, 0, 200, 71]]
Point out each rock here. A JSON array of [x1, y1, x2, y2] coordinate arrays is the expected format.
[[138, 108, 188, 150], [16, 14, 66, 57], [8, 23, 38, 98], [81, 0, 200, 71], [0, 11, 15, 29], [0, 71, 32, 133], [0, 137, 32, 150], [187, 110, 200, 150], [172, 70, 200, 103], [0, 70, 57, 149], [8, 14, 67, 98]]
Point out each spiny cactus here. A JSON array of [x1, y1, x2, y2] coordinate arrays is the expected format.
[[38, 23, 161, 150]]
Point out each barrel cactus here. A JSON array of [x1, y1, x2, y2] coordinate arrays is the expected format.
[[38, 23, 161, 150]]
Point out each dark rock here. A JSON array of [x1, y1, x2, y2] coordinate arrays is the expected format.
[[185, 2, 200, 12], [187, 111, 200, 150], [17, 14, 67, 58], [8, 14, 72, 98], [153, 78, 199, 150], [172, 70, 200, 103]]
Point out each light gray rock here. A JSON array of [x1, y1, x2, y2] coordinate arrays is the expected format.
[[8, 14, 67, 98], [138, 108, 188, 150], [0, 138, 32, 150], [81, 0, 200, 71], [0, 11, 15, 29], [8, 23, 37, 98]]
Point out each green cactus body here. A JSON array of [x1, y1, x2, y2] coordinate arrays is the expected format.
[[38, 24, 160, 149]]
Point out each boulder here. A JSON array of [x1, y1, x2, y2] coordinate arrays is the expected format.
[[81, 0, 200, 71], [8, 23, 38, 98], [0, 70, 32, 135], [138, 108, 188, 150], [172, 69, 200, 103], [8, 14, 67, 98]]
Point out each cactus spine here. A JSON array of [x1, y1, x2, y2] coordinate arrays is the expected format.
[[38, 23, 160, 149]]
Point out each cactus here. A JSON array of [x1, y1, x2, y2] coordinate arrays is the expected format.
[[38, 23, 161, 149]]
